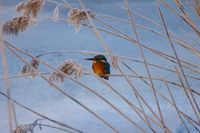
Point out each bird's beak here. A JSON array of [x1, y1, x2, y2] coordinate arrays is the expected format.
[[85, 58, 94, 61]]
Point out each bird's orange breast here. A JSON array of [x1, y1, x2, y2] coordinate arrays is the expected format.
[[92, 62, 107, 76]]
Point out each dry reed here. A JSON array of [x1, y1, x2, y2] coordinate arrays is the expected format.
[[68, 8, 95, 32], [0, 20, 17, 133], [5, 42, 120, 133], [14, 118, 76, 133], [21, 58, 40, 78], [16, 0, 44, 18], [14, 124, 37, 133], [124, 0, 167, 132], [195, 0, 200, 17], [158, 5, 200, 122], [3, 16, 37, 36], [111, 55, 119, 69], [0, 91, 83, 133], [1, 0, 200, 132], [49, 60, 83, 83], [53, 5, 59, 22]]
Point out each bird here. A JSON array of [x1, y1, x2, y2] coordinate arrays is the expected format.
[[85, 55, 110, 80]]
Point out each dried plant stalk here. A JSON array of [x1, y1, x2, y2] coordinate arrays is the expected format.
[[14, 125, 35, 133], [16, 0, 44, 18], [14, 119, 44, 133], [5, 44, 118, 133], [53, 5, 59, 22], [3, 16, 37, 36], [164, 82, 190, 133], [124, 0, 168, 131], [68, 8, 95, 32], [161, 0, 200, 36], [158, 6, 200, 122], [174, 0, 184, 12], [2, 0, 200, 132], [111, 55, 119, 69], [194, 0, 200, 17], [21, 58, 39, 78], [0, 22, 16, 133], [49, 60, 83, 82]]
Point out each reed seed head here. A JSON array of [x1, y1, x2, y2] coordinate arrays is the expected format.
[[14, 125, 34, 133], [16, 0, 44, 18], [49, 60, 83, 83], [3, 16, 37, 36], [21, 58, 40, 78], [14, 119, 40, 133], [68, 8, 95, 32], [111, 56, 119, 69], [195, 0, 200, 17]]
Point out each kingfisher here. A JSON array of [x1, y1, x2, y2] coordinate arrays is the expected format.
[[85, 55, 110, 80]]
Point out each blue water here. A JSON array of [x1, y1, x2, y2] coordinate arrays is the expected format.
[[0, 0, 199, 133]]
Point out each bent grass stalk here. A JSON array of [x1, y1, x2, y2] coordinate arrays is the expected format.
[[6, 42, 120, 133], [3, 38, 200, 132], [5, 38, 158, 132], [0, 91, 83, 133], [6, 20, 148, 133], [1, 37, 200, 132], [36, 15, 200, 73], [35, 49, 200, 81], [1, 71, 199, 96]]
